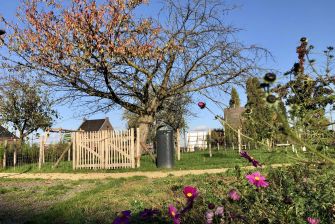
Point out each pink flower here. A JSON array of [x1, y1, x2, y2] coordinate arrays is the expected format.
[[198, 101, 206, 109], [228, 189, 241, 201], [168, 205, 180, 224], [214, 206, 224, 217], [183, 186, 199, 200], [307, 217, 320, 224], [245, 172, 269, 188], [205, 210, 214, 224]]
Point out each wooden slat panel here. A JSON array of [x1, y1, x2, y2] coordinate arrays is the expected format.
[[73, 129, 135, 170], [72, 133, 75, 170], [130, 128, 135, 168], [136, 128, 140, 168]]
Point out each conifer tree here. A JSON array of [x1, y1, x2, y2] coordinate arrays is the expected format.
[[229, 87, 241, 108], [243, 77, 274, 142]]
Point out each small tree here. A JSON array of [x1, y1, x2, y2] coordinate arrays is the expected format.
[[275, 38, 335, 145], [0, 78, 58, 144]]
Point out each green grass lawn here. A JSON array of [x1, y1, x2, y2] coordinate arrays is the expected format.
[[0, 147, 308, 173], [1, 173, 229, 223], [0, 168, 269, 223], [0, 163, 334, 224]]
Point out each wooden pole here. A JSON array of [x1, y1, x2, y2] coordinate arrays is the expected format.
[[42, 135, 45, 165], [237, 129, 242, 153], [53, 143, 72, 169], [187, 132, 190, 152], [59, 130, 62, 143], [130, 128, 135, 168], [13, 139, 17, 169], [176, 129, 180, 161], [217, 143, 220, 151], [2, 140, 7, 168], [39, 136, 44, 170], [43, 131, 50, 164], [72, 133, 76, 170], [68, 145, 71, 161], [183, 129, 187, 153], [209, 129, 212, 157], [136, 128, 140, 168]]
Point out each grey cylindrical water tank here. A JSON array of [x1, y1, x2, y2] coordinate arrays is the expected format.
[[156, 125, 174, 168]]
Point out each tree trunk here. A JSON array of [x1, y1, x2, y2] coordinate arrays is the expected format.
[[19, 130, 25, 147], [137, 115, 154, 160]]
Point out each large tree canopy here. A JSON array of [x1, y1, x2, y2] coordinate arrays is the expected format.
[[0, 0, 264, 153]]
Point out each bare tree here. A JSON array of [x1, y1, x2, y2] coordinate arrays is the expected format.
[[0, 0, 264, 155]]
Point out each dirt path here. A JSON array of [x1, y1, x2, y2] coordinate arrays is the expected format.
[[0, 164, 290, 180]]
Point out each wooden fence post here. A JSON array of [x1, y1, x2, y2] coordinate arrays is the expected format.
[[209, 129, 212, 157], [72, 133, 76, 170], [38, 136, 44, 170], [237, 129, 242, 153], [68, 144, 71, 161], [130, 128, 135, 168], [176, 129, 180, 161], [266, 139, 270, 151], [13, 139, 17, 168], [136, 128, 140, 168], [42, 135, 49, 164], [2, 140, 7, 168]]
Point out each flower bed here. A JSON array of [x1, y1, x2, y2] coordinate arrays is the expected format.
[[111, 152, 335, 223]]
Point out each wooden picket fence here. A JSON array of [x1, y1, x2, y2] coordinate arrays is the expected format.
[[72, 128, 140, 170]]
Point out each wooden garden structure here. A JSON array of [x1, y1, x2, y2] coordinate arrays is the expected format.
[[71, 128, 140, 169]]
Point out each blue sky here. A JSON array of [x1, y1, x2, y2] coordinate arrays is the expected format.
[[0, 0, 334, 132]]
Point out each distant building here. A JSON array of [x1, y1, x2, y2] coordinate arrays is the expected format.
[[186, 130, 208, 152], [0, 126, 18, 142], [78, 117, 113, 132]]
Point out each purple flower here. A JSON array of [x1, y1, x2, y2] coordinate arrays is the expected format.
[[168, 205, 181, 224], [208, 203, 215, 210], [240, 151, 262, 167], [112, 210, 131, 224], [246, 172, 269, 188], [183, 186, 199, 200], [139, 208, 160, 220], [205, 210, 214, 224], [228, 189, 241, 201], [214, 206, 224, 217], [307, 217, 320, 224], [198, 102, 206, 109]]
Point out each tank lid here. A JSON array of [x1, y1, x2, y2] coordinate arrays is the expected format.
[[157, 124, 173, 131]]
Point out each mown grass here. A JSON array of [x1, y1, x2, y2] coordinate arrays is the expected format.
[[0, 147, 305, 173], [0, 171, 239, 223]]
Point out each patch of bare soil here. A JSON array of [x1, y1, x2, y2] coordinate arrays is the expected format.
[[0, 164, 290, 180]]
